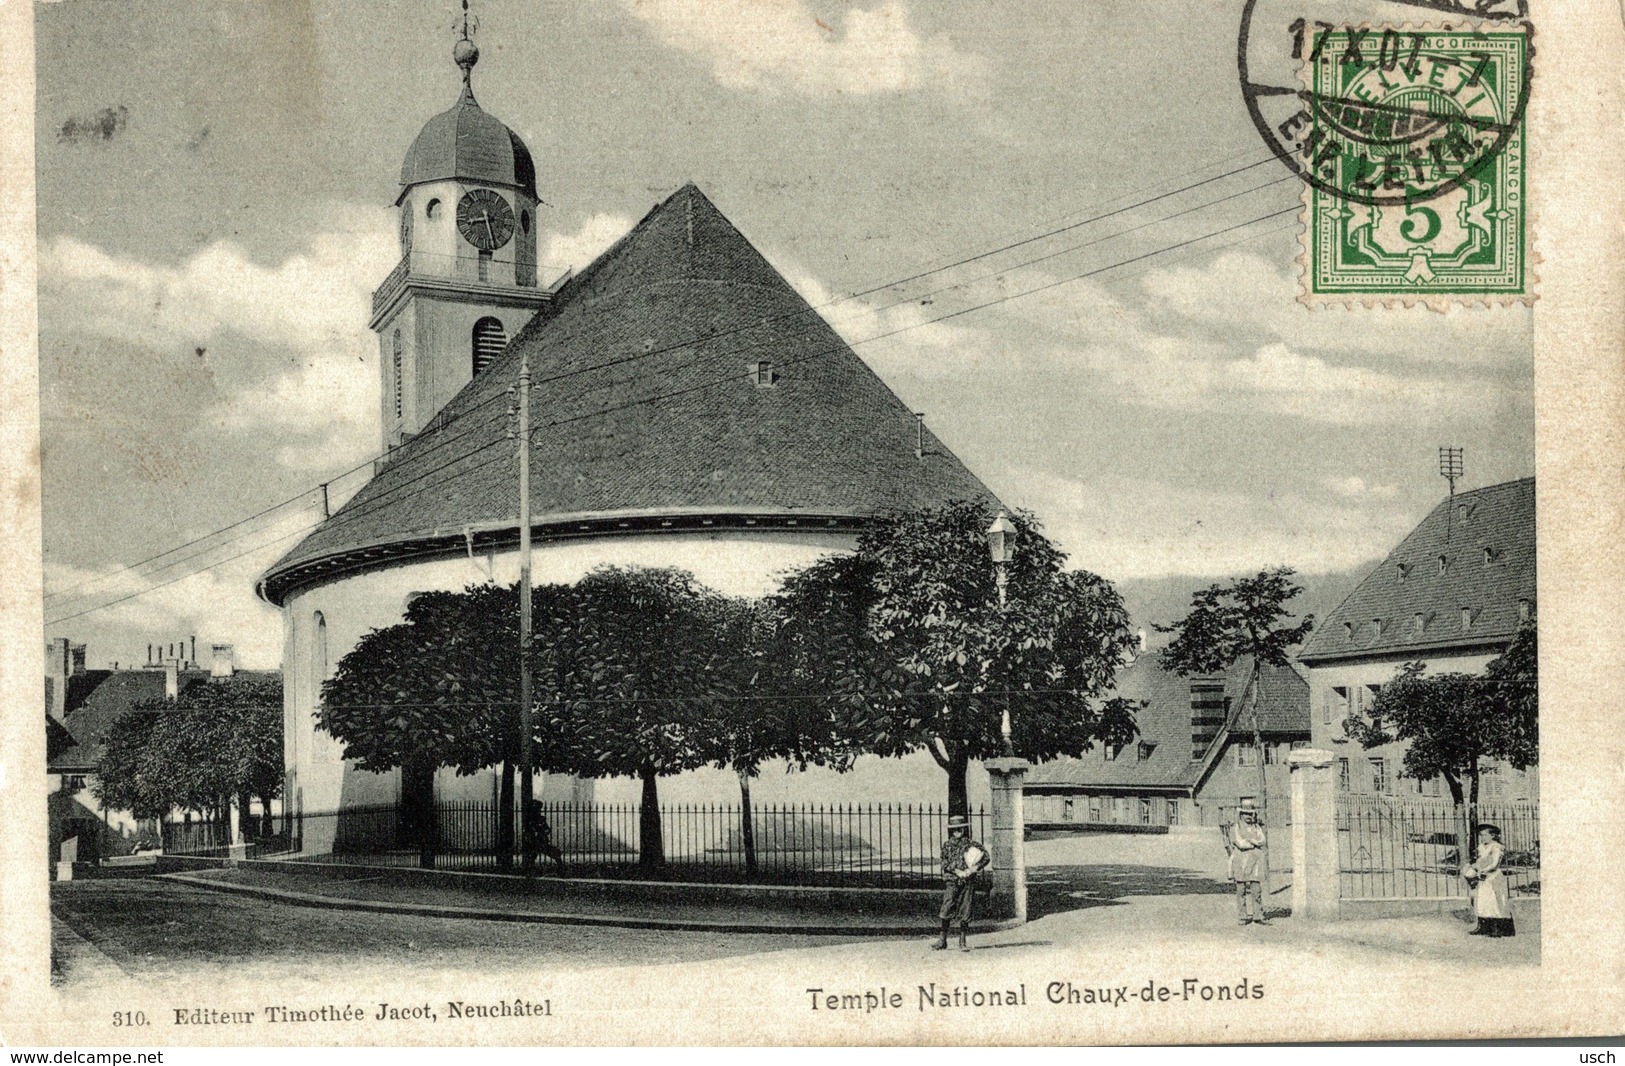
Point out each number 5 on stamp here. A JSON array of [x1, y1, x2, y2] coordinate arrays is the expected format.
[[1300, 26, 1531, 306]]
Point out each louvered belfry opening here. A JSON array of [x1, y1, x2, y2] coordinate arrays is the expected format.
[[472, 317, 507, 376]]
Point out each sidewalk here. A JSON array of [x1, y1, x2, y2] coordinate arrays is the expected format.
[[158, 867, 996, 936]]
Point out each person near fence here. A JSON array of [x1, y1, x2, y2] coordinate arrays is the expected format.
[[1464, 823, 1515, 938], [1226, 798, 1269, 926], [935, 814, 990, 952], [525, 801, 568, 875]]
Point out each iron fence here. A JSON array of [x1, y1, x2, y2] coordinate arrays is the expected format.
[[270, 799, 985, 887], [161, 818, 294, 860], [1336, 799, 1539, 900]]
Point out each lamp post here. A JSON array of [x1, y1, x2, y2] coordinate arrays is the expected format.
[[985, 510, 1018, 757]]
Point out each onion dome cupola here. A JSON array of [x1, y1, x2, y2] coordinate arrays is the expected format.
[[398, 35, 538, 204]]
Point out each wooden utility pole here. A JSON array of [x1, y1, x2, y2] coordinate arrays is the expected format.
[[517, 353, 536, 874]]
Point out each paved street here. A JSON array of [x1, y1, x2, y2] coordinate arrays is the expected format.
[[49, 829, 1535, 1002]]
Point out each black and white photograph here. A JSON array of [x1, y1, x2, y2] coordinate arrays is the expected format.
[[2, 0, 1622, 1048]]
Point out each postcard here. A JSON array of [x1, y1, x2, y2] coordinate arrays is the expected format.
[[2, 0, 1622, 1047]]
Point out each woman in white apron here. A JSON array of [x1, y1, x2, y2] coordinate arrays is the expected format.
[[1464, 823, 1515, 937]]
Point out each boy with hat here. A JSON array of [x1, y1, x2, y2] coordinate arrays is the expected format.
[[936, 814, 991, 951], [1226, 798, 1269, 925]]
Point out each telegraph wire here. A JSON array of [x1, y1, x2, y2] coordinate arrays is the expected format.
[[49, 188, 1297, 622]]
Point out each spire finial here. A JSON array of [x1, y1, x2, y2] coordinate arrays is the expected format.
[[452, 0, 480, 96]]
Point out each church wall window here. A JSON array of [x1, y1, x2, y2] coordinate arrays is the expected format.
[[472, 317, 507, 376], [477, 249, 491, 282], [426, 198, 442, 220]]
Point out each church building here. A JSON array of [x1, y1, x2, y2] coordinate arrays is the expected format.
[[257, 31, 999, 845]]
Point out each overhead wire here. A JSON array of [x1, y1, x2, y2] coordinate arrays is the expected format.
[[48, 176, 1299, 622]]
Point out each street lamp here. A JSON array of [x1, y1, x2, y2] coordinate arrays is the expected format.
[[985, 510, 1016, 608], [985, 510, 1018, 756]]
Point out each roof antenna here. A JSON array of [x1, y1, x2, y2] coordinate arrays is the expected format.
[[1439, 446, 1463, 543], [453, 0, 480, 100]]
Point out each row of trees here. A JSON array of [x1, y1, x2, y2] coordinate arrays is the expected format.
[[318, 501, 1144, 866], [94, 673, 284, 834]]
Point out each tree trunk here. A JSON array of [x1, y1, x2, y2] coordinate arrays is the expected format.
[[258, 794, 274, 838], [1249, 668, 1270, 902], [946, 745, 970, 819], [638, 766, 665, 866], [496, 761, 516, 871], [400, 757, 437, 869], [738, 769, 757, 878]]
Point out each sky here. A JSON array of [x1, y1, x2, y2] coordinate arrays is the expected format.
[[34, 0, 1534, 670]]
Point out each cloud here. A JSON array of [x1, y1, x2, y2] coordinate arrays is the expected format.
[[40, 220, 396, 357], [619, 0, 988, 97], [43, 509, 319, 670], [1022, 471, 1418, 582], [539, 212, 637, 277]]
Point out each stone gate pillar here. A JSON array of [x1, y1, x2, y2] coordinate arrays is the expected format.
[[982, 757, 1030, 924], [1289, 748, 1339, 921]]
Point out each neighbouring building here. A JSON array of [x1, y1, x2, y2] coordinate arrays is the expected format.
[[256, 33, 1002, 847], [45, 636, 271, 864], [1297, 476, 1537, 805], [1024, 650, 1311, 829]]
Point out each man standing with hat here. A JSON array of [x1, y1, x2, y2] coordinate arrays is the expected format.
[[936, 814, 991, 951], [1226, 798, 1269, 925]]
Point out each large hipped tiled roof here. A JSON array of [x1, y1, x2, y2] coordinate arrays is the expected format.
[[260, 184, 996, 603], [1299, 478, 1534, 663]]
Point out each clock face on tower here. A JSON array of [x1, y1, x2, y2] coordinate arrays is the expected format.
[[456, 189, 515, 251]]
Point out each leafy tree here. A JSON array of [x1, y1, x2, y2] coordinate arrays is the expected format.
[[321, 584, 528, 865], [784, 501, 1138, 817], [1158, 567, 1315, 825], [533, 566, 729, 865], [96, 673, 285, 833], [1347, 617, 1538, 811], [701, 591, 863, 874]]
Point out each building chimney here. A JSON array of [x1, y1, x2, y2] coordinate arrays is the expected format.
[[70, 643, 87, 675], [45, 637, 70, 722], [190, 635, 197, 666], [211, 643, 236, 679], [163, 660, 180, 700]]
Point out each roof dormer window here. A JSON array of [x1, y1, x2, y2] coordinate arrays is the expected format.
[[1483, 547, 1495, 566], [1413, 612, 1425, 635], [1396, 563, 1409, 584], [1518, 598, 1533, 623], [750, 361, 776, 388], [1461, 607, 1474, 632], [1343, 621, 1355, 641], [1438, 555, 1449, 575], [1371, 618, 1384, 638]]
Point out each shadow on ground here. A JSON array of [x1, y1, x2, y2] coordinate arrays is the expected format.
[[1026, 864, 1232, 920]]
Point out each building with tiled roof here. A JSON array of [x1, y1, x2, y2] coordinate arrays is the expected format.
[[1299, 477, 1537, 804], [262, 37, 1001, 837], [44, 638, 276, 865], [1024, 652, 1311, 829]]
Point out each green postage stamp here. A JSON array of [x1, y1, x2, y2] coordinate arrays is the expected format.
[[1292, 25, 1531, 306]]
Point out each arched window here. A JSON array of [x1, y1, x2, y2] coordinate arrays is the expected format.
[[472, 317, 507, 376], [392, 330, 404, 420], [312, 612, 329, 700]]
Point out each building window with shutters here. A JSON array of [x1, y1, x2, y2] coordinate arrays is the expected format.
[[472, 317, 507, 376], [1370, 757, 1387, 795], [1338, 758, 1351, 791], [392, 330, 404, 420], [1139, 798, 1152, 824], [1088, 796, 1101, 822], [1167, 800, 1179, 826]]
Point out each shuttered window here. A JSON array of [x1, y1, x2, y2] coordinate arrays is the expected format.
[[472, 317, 507, 376]]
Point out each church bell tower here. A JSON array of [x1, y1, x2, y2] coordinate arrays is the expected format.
[[369, 8, 550, 450]]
